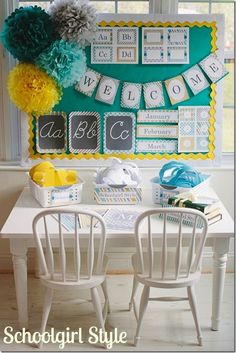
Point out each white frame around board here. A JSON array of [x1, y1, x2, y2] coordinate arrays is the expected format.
[[21, 13, 224, 168]]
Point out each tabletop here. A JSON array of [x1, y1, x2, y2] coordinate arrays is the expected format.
[[0, 187, 234, 239]]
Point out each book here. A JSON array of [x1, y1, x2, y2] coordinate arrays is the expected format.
[[206, 208, 221, 220], [168, 195, 220, 214], [208, 213, 222, 226]]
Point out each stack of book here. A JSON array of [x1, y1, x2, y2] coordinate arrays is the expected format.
[[167, 195, 222, 226]]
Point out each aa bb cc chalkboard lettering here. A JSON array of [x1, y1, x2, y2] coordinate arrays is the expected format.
[[104, 112, 135, 153], [36, 113, 66, 153], [69, 112, 100, 153]]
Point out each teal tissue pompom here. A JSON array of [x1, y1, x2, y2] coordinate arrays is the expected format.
[[0, 6, 56, 62], [36, 40, 87, 88]]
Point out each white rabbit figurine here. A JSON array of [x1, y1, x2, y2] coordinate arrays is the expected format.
[[95, 158, 141, 186]]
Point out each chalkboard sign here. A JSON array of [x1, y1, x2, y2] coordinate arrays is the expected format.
[[104, 112, 135, 153], [36, 113, 66, 153], [69, 112, 100, 153]]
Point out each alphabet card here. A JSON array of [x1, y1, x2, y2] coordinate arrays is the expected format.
[[104, 112, 135, 153], [199, 53, 228, 83], [36, 113, 67, 153], [91, 27, 138, 64], [165, 75, 189, 105], [121, 83, 142, 109], [178, 106, 210, 152], [143, 81, 165, 108], [142, 27, 189, 64], [69, 112, 100, 153], [182, 64, 209, 95], [75, 68, 101, 97], [95, 76, 120, 105]]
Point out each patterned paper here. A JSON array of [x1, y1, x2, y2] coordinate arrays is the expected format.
[[143, 81, 165, 108], [178, 106, 210, 152], [92, 27, 138, 64], [136, 139, 178, 153], [137, 125, 178, 139], [75, 68, 101, 97], [183, 64, 209, 95], [199, 53, 228, 83], [142, 27, 189, 64], [167, 46, 188, 63], [137, 110, 178, 123], [165, 75, 189, 105], [121, 82, 142, 109], [95, 76, 120, 105]]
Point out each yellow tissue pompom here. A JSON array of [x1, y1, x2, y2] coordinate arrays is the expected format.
[[7, 63, 62, 115]]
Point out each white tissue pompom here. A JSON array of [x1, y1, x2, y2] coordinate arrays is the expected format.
[[48, 0, 97, 46]]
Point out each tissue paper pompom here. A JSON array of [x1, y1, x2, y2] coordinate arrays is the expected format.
[[48, 0, 97, 46], [7, 63, 62, 115], [36, 40, 86, 88], [0, 6, 56, 62]]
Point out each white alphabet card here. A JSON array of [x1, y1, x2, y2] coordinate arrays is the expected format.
[[75, 68, 101, 97], [121, 83, 142, 109], [69, 112, 100, 153], [95, 76, 120, 105], [36, 112, 67, 153], [199, 53, 229, 83], [91, 27, 138, 64], [142, 27, 189, 64], [182, 64, 209, 95], [104, 112, 136, 153]]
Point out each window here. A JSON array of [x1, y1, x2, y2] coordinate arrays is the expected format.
[[19, 0, 150, 13], [178, 0, 234, 153]]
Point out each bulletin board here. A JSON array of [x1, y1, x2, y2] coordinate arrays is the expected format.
[[26, 14, 225, 166]]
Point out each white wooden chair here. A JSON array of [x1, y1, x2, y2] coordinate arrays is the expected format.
[[129, 208, 208, 347], [32, 209, 109, 348]]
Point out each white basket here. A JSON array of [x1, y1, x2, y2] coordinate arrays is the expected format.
[[151, 174, 211, 205], [29, 178, 84, 208]]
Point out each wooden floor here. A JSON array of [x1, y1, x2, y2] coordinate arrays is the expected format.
[[0, 273, 234, 352]]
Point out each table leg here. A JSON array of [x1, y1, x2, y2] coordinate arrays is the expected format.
[[211, 238, 230, 331], [10, 239, 29, 330]]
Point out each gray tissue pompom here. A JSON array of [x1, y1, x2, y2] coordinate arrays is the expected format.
[[48, 0, 97, 46]]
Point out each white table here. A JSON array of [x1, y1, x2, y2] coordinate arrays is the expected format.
[[0, 187, 234, 332]]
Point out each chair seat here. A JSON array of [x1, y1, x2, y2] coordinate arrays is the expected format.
[[40, 255, 109, 290], [40, 274, 106, 290], [132, 253, 201, 288]]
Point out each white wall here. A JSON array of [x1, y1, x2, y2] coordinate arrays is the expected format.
[[0, 167, 234, 273]]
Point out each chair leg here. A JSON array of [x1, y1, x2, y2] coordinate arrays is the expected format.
[[187, 286, 203, 346], [128, 275, 138, 311], [134, 285, 150, 347], [101, 278, 110, 316], [38, 287, 54, 349], [91, 287, 105, 331]]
